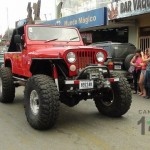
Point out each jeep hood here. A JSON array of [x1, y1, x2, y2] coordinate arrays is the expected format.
[[28, 46, 102, 58]]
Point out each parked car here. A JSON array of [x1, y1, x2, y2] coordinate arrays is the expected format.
[[89, 41, 136, 81], [0, 46, 8, 67]]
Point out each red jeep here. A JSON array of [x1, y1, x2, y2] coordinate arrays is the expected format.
[[0, 24, 132, 130]]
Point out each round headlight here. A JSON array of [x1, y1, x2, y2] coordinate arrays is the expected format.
[[96, 52, 105, 62], [66, 52, 76, 63]]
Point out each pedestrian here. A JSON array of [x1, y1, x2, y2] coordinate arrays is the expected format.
[[141, 48, 150, 99], [130, 49, 142, 94], [138, 49, 148, 97]]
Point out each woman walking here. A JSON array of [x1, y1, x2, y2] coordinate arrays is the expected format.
[[130, 49, 142, 94]]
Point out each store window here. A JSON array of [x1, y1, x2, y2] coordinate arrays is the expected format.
[[92, 27, 128, 43], [140, 27, 150, 36], [81, 33, 92, 44]]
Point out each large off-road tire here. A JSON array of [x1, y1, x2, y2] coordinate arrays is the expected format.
[[0, 67, 15, 103], [94, 73, 132, 117], [124, 54, 134, 70], [24, 75, 60, 130]]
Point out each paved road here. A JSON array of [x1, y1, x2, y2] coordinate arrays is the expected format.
[[0, 87, 150, 150]]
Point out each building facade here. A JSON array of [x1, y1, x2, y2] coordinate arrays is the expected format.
[[61, 0, 111, 17], [108, 0, 150, 50], [46, 0, 150, 49]]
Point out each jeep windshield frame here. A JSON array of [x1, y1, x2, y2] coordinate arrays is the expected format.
[[27, 26, 80, 42]]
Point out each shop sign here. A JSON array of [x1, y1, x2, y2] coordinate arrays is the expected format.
[[108, 0, 150, 20], [43, 8, 107, 29]]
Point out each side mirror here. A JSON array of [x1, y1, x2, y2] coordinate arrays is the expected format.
[[14, 35, 21, 43]]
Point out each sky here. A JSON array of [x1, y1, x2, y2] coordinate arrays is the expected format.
[[0, 0, 56, 36]]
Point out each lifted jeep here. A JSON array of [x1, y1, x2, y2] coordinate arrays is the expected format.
[[0, 23, 132, 130]]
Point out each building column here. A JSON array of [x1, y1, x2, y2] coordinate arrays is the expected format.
[[128, 26, 139, 48]]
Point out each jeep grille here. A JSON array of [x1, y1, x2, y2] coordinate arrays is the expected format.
[[75, 51, 96, 69]]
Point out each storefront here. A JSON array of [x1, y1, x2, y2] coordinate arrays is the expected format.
[[45, 1, 130, 44], [44, 0, 150, 46], [108, 0, 150, 50]]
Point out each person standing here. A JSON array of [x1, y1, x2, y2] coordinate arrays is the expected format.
[[141, 48, 150, 99], [130, 49, 142, 94], [138, 49, 148, 96]]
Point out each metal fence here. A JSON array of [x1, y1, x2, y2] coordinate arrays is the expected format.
[[139, 36, 150, 51]]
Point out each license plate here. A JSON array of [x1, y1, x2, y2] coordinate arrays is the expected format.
[[79, 80, 94, 89], [114, 65, 121, 69]]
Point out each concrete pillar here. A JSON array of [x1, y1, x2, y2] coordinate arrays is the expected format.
[[128, 26, 139, 48]]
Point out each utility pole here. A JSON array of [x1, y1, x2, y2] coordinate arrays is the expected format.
[[44, 14, 47, 21], [55, 0, 57, 19], [6, 7, 10, 41]]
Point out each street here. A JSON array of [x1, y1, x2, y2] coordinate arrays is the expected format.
[[0, 86, 150, 150]]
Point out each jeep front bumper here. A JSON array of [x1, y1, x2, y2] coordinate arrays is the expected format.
[[64, 65, 119, 92], [64, 77, 119, 91]]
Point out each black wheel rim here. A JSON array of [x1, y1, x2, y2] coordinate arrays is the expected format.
[[101, 88, 114, 106]]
